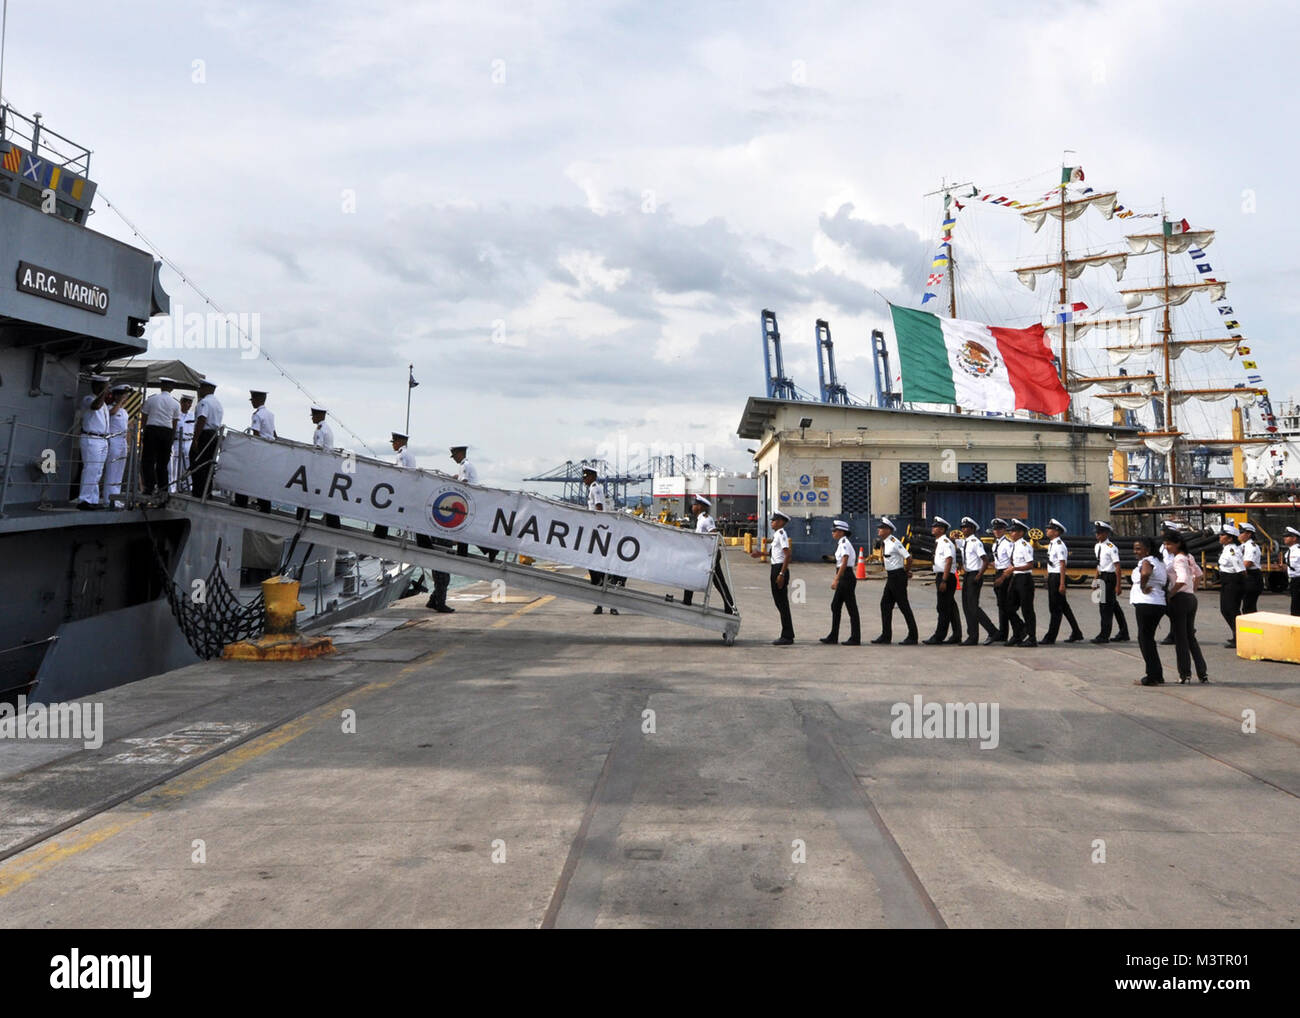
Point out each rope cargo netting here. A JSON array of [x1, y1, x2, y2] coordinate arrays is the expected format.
[[149, 529, 265, 660]]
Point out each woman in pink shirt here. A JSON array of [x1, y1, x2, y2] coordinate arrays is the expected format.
[[1164, 533, 1209, 684]]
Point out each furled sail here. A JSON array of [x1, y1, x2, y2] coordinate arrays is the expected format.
[[1126, 230, 1215, 256], [1120, 280, 1227, 311], [1015, 252, 1128, 291], [1020, 191, 1119, 233]]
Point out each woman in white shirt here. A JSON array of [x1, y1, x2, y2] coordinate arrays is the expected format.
[[1129, 536, 1168, 686], [1238, 523, 1264, 616], [1163, 533, 1208, 684]]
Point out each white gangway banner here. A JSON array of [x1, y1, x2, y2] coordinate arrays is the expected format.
[[214, 431, 717, 590]]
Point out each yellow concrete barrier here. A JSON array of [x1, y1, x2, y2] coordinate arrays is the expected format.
[[1236, 611, 1300, 664]]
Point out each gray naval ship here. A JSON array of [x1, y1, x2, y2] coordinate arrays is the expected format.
[[0, 104, 416, 704]]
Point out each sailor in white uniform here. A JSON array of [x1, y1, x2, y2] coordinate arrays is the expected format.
[[988, 518, 1021, 644], [1006, 518, 1038, 646], [923, 517, 961, 644], [294, 407, 341, 529], [1217, 523, 1244, 647], [1042, 518, 1084, 643], [958, 516, 998, 644], [1091, 520, 1130, 643], [373, 433, 434, 557], [769, 510, 794, 644], [582, 466, 618, 616], [1284, 526, 1300, 617], [1238, 522, 1264, 616], [234, 389, 277, 512], [190, 380, 224, 499], [75, 374, 112, 509], [102, 384, 132, 503], [450, 445, 498, 562], [171, 394, 195, 492], [682, 496, 735, 615], [821, 520, 861, 645], [141, 377, 181, 496], [873, 516, 918, 644]]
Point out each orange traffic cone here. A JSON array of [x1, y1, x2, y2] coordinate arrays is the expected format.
[[855, 547, 866, 580]]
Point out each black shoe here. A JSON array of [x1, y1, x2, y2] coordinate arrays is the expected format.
[[1222, 639, 1236, 648], [593, 606, 603, 615], [1091, 635, 1109, 644], [772, 637, 794, 646], [982, 636, 1003, 645], [962, 637, 978, 646], [899, 636, 919, 646], [1112, 634, 1131, 643], [609, 608, 619, 616], [1179, 676, 1190, 684], [434, 606, 455, 614], [1023, 639, 1038, 647], [819, 636, 838, 645], [1199, 675, 1209, 683], [1006, 636, 1024, 647], [870, 636, 891, 645], [945, 635, 961, 645], [841, 638, 861, 646], [922, 637, 943, 645], [1137, 677, 1160, 686], [1160, 637, 1175, 645], [1040, 637, 1057, 645], [1067, 633, 1084, 643]]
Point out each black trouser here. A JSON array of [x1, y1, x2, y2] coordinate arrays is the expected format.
[[426, 537, 452, 607], [1010, 572, 1036, 641], [1241, 570, 1263, 615], [1219, 572, 1242, 639], [1097, 571, 1129, 639], [456, 542, 499, 563], [828, 572, 860, 641], [993, 577, 1021, 641], [233, 492, 271, 513], [1291, 577, 1300, 616], [880, 569, 917, 641], [1168, 592, 1207, 680], [296, 507, 341, 528], [931, 573, 959, 640], [142, 425, 173, 494], [190, 431, 219, 498], [1044, 576, 1083, 640], [1134, 603, 1166, 681], [962, 571, 998, 639], [770, 564, 794, 639], [683, 551, 736, 613]]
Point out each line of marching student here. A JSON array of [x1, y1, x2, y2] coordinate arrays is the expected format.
[[766, 510, 1300, 686]]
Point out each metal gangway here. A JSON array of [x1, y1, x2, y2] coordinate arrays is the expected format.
[[173, 431, 741, 643]]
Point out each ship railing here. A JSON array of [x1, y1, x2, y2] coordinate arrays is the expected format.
[[0, 414, 159, 517], [0, 103, 92, 178]]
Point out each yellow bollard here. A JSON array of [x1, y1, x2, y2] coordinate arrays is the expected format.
[[744, 533, 753, 555], [223, 576, 336, 661]]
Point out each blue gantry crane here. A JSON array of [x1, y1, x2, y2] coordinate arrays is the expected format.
[[815, 319, 850, 405], [871, 329, 901, 408], [761, 309, 801, 400]]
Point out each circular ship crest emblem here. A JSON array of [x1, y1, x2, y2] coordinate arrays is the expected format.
[[956, 340, 999, 378]]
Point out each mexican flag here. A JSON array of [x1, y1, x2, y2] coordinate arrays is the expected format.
[[1061, 166, 1085, 184], [890, 305, 1070, 416], [1163, 217, 1190, 237]]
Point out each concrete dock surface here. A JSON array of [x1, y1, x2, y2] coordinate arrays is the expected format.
[[1, 550, 1297, 928]]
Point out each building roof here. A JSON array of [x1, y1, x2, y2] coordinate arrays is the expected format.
[[736, 396, 1136, 441]]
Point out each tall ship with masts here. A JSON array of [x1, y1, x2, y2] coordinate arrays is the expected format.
[[911, 165, 1282, 504]]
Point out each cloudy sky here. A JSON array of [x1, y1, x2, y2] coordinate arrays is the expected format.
[[3, 0, 1293, 486]]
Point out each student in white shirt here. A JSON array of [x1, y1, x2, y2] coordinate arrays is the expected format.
[[139, 377, 181, 496], [190, 380, 224, 499], [1164, 532, 1208, 684], [1285, 526, 1300, 617], [957, 516, 998, 644], [1005, 519, 1038, 646], [1130, 535, 1168, 686], [821, 520, 861, 645], [923, 517, 961, 644], [873, 516, 917, 644], [1091, 521, 1130, 643], [988, 518, 1021, 644], [1217, 524, 1245, 647], [682, 496, 736, 615], [770, 510, 794, 644], [1238, 522, 1264, 616], [1042, 519, 1084, 644], [234, 389, 276, 513]]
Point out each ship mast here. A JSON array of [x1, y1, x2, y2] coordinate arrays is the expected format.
[[1160, 198, 1176, 488], [1058, 169, 1069, 409]]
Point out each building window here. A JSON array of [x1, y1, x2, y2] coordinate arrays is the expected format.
[[957, 462, 987, 483], [899, 461, 929, 519], [841, 461, 870, 514], [1016, 462, 1047, 484]]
